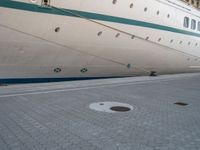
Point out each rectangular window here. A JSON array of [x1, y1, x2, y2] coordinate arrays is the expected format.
[[184, 17, 189, 28], [198, 21, 200, 31], [191, 19, 196, 30]]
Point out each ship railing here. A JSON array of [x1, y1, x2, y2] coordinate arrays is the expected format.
[[180, 0, 200, 9]]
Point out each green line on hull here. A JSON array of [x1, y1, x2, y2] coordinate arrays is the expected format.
[[1, 0, 200, 38]]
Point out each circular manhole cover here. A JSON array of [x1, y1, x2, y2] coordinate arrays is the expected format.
[[89, 102, 134, 113], [110, 106, 131, 112]]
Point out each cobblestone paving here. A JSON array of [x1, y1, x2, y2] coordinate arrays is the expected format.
[[0, 73, 200, 150]]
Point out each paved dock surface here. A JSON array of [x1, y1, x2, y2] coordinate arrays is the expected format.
[[0, 73, 200, 150]]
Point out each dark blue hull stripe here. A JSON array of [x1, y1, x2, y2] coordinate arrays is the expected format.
[[0, 0, 200, 38], [0, 77, 127, 84]]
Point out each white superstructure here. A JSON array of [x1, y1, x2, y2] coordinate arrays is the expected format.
[[0, 0, 200, 83]]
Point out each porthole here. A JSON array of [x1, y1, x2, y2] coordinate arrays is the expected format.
[[80, 68, 88, 73], [130, 3, 133, 8], [54, 27, 60, 32], [144, 7, 148, 12], [97, 31, 103, 36], [127, 64, 131, 69], [54, 68, 62, 73], [195, 43, 198, 46], [167, 14, 170, 18], [115, 33, 120, 38], [131, 35, 135, 39], [146, 36, 149, 40], [179, 41, 183, 44], [188, 42, 191, 45], [158, 38, 162, 42], [170, 39, 174, 43], [112, 0, 117, 4], [156, 11, 160, 15]]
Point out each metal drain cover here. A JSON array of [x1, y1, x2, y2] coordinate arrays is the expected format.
[[89, 102, 134, 113], [174, 102, 188, 106], [110, 106, 131, 112]]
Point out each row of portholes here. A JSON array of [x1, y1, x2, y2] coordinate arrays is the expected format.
[[112, 0, 170, 18], [97, 31, 200, 62], [98, 31, 134, 39], [97, 31, 199, 47], [187, 58, 200, 62], [53, 68, 89, 73], [97, 31, 200, 61], [98, 31, 121, 38], [146, 36, 199, 47], [143, 7, 170, 18]]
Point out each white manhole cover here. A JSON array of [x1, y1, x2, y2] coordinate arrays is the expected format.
[[89, 102, 134, 113]]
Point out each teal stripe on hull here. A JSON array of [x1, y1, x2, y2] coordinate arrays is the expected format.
[[0, 0, 200, 38], [0, 76, 127, 84]]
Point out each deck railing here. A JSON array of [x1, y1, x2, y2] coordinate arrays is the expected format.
[[181, 0, 200, 9]]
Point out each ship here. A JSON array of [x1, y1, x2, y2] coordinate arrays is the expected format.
[[0, 0, 200, 83]]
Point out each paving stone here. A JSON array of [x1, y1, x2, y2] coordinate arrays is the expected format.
[[0, 73, 200, 150]]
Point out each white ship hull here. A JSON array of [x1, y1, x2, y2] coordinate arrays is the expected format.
[[0, 0, 200, 83]]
